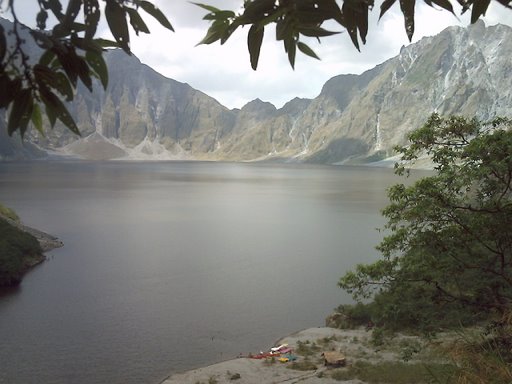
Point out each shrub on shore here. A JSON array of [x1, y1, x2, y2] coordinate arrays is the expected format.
[[0, 203, 20, 223], [443, 312, 512, 384], [287, 358, 317, 371], [329, 361, 455, 383]]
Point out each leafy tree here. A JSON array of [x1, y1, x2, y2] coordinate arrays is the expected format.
[[339, 114, 512, 323], [1, 0, 511, 138]]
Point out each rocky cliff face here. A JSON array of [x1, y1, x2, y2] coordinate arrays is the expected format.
[[290, 21, 512, 164], [2, 21, 511, 163], [25, 49, 238, 160]]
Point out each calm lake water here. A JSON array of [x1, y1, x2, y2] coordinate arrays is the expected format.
[[0, 161, 406, 384]]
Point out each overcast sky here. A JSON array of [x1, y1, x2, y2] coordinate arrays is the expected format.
[[6, 1, 512, 109]]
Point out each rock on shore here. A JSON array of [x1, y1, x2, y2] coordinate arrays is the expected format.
[[17, 222, 64, 252]]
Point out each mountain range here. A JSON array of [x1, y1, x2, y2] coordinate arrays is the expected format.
[[1, 20, 511, 163]]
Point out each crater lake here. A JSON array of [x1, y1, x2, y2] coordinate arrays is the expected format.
[[0, 161, 411, 384]]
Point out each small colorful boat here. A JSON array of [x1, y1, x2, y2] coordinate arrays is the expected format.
[[278, 354, 297, 363], [250, 351, 280, 359]]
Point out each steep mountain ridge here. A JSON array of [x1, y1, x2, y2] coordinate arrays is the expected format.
[[297, 21, 512, 164], [1, 20, 511, 163]]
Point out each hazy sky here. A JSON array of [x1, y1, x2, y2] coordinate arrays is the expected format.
[[6, 1, 512, 109]]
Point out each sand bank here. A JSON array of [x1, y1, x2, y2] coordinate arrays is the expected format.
[[160, 327, 380, 384]]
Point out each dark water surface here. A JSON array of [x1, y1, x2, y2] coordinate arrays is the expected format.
[[0, 161, 404, 384]]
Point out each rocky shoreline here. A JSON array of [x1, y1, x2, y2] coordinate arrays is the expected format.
[[17, 222, 63, 253], [159, 326, 436, 384]]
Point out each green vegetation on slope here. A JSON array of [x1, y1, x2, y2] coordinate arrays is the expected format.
[[0, 216, 43, 287], [340, 114, 512, 325], [329, 361, 455, 383], [336, 114, 512, 383], [0, 203, 20, 223]]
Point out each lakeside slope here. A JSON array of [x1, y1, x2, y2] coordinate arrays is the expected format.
[[0, 212, 63, 286]]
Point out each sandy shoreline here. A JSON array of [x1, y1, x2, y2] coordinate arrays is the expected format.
[[160, 327, 384, 384]]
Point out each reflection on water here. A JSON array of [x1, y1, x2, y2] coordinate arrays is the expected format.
[[0, 161, 413, 384]]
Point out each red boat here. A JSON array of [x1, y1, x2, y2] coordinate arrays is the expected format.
[[249, 351, 281, 359]]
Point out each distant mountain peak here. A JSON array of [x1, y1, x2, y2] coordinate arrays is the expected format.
[[2, 21, 511, 164]]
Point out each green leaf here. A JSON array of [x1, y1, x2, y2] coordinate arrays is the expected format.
[[45, 101, 57, 128], [54, 48, 78, 88], [70, 36, 103, 54], [257, 8, 286, 26], [105, 0, 131, 53], [64, 0, 82, 22], [284, 37, 296, 69], [193, 3, 221, 13], [342, 0, 371, 45], [43, 0, 64, 21], [399, 0, 416, 41], [429, 0, 455, 14], [86, 51, 108, 89], [56, 0, 83, 36], [7, 89, 32, 137], [33, 64, 67, 100], [139, 1, 174, 31], [84, 0, 100, 39], [248, 25, 264, 70], [342, 2, 361, 50], [52, 24, 69, 39], [202, 10, 236, 21], [197, 22, 225, 45], [68, 22, 87, 33], [276, 18, 293, 41], [0, 25, 5, 62], [357, 2, 370, 44], [30, 30, 54, 49], [36, 9, 48, 29], [297, 41, 320, 60], [75, 56, 93, 92], [0, 75, 11, 108], [220, 23, 240, 44], [0, 77, 21, 109], [18, 95, 34, 138], [380, 0, 397, 18], [126, 8, 150, 35], [315, 0, 345, 26], [471, 0, 491, 23], [243, 0, 277, 23], [39, 86, 80, 135], [39, 49, 56, 67], [53, 72, 74, 100], [94, 38, 119, 49], [297, 26, 339, 38], [31, 103, 44, 136], [34, 64, 75, 101]]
